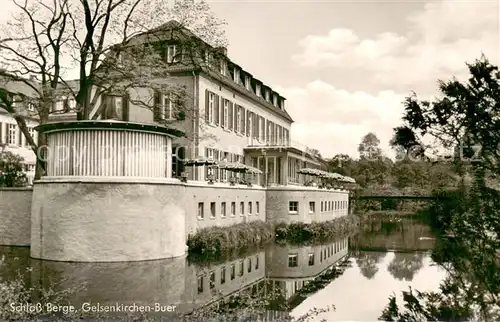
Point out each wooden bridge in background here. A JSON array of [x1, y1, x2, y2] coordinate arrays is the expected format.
[[356, 195, 440, 200]]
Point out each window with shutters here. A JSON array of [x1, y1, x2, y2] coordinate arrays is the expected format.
[[240, 106, 245, 135], [267, 121, 272, 144], [246, 111, 252, 137], [206, 92, 215, 124], [236, 106, 241, 132], [160, 93, 174, 120], [223, 99, 229, 128], [259, 117, 265, 141], [7, 124, 17, 145]]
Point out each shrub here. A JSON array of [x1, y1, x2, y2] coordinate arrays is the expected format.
[[187, 221, 274, 255], [0, 150, 28, 187], [275, 216, 360, 245]]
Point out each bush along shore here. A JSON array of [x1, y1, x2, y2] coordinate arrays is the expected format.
[[275, 215, 360, 245], [187, 216, 360, 255]]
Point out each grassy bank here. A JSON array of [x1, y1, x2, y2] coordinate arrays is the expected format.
[[187, 216, 360, 255]]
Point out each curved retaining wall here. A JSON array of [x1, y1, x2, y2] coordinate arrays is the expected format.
[[0, 187, 32, 246], [30, 177, 186, 262]]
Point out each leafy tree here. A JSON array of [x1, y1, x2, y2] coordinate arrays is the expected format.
[[358, 132, 382, 159], [0, 0, 226, 178], [381, 55, 500, 321], [396, 55, 500, 176], [0, 149, 27, 187]]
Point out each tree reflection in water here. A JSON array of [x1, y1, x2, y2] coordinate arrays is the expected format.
[[387, 252, 424, 282], [353, 251, 386, 279]]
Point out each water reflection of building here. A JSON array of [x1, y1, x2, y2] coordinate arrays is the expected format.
[[265, 238, 349, 302], [183, 251, 266, 313], [0, 238, 349, 319]]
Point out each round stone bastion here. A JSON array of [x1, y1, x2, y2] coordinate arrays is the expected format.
[[30, 120, 187, 262]]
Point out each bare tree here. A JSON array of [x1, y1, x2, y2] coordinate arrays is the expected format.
[[0, 0, 226, 178]]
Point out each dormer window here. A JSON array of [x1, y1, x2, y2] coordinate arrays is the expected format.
[[245, 76, 251, 90], [273, 94, 278, 107], [265, 89, 270, 102], [166, 45, 179, 63], [234, 68, 240, 83], [256, 84, 261, 97], [53, 96, 65, 112], [220, 60, 227, 75]]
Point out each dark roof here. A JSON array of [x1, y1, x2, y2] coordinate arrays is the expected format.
[[35, 120, 185, 138]]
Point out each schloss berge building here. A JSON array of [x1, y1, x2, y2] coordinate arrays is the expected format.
[[0, 21, 353, 263]]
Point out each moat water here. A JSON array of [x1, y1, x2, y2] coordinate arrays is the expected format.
[[0, 214, 446, 321]]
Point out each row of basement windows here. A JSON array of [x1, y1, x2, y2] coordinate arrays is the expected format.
[[205, 90, 290, 146], [0, 122, 36, 147], [198, 201, 260, 220], [197, 255, 260, 294], [288, 239, 348, 268], [288, 200, 349, 214]]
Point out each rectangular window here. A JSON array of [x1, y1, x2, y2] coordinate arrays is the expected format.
[[239, 261, 244, 276], [53, 98, 65, 112], [223, 99, 229, 128], [234, 68, 240, 83], [230, 202, 236, 216], [309, 201, 315, 214], [166, 45, 178, 63], [220, 267, 226, 284], [220, 60, 226, 75], [255, 255, 259, 270], [210, 202, 216, 218], [221, 202, 226, 217], [288, 254, 298, 267], [208, 92, 215, 124], [236, 106, 241, 132], [245, 76, 251, 90], [308, 253, 315, 266], [209, 271, 215, 289], [240, 201, 244, 216], [230, 264, 235, 280], [162, 93, 174, 120], [259, 117, 265, 140], [256, 202, 260, 215], [248, 202, 252, 215], [197, 276, 204, 293], [248, 258, 252, 273], [27, 102, 35, 111], [289, 201, 298, 214], [7, 124, 17, 145], [198, 202, 204, 219]]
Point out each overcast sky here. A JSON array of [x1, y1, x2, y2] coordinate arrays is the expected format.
[[208, 0, 499, 158], [1, 0, 498, 159]]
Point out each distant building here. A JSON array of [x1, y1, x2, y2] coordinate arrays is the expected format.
[[0, 106, 38, 185]]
